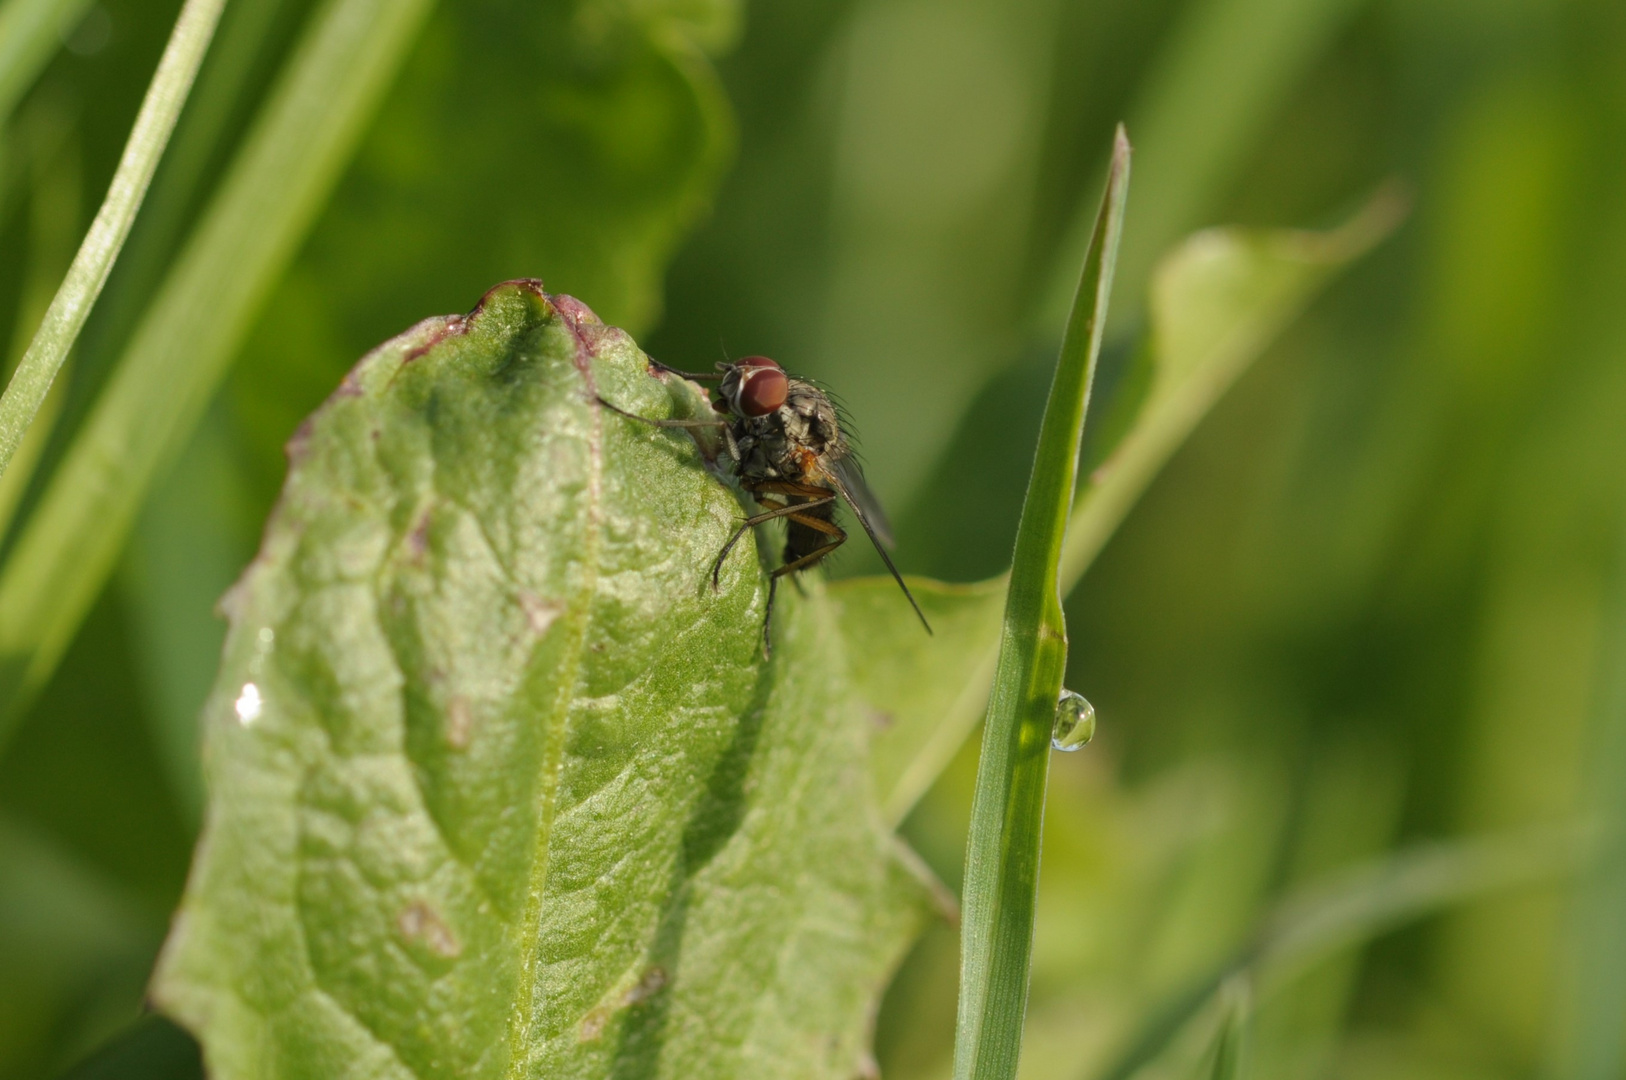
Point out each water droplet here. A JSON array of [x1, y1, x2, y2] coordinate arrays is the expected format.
[[1052, 689, 1095, 751], [235, 683, 263, 726], [258, 627, 275, 646]]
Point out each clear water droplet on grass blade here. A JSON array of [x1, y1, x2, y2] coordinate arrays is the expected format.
[[1052, 690, 1095, 751]]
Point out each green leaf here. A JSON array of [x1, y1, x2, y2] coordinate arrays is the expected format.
[[1059, 185, 1406, 587], [152, 282, 934, 1080], [952, 127, 1130, 1080], [0, 0, 225, 482], [831, 576, 1005, 826], [0, 0, 435, 743]]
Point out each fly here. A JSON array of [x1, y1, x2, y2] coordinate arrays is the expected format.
[[598, 355, 932, 654]]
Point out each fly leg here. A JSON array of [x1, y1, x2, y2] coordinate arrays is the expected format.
[[718, 478, 838, 587], [710, 493, 836, 589], [759, 514, 846, 656], [648, 360, 725, 381], [595, 396, 727, 430]]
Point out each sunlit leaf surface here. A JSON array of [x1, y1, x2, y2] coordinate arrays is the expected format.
[[833, 577, 1005, 826], [154, 282, 932, 1080]]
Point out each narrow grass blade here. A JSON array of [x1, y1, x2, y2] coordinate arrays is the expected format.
[[0, 0, 95, 123], [75, 0, 295, 370], [1091, 821, 1592, 1080], [1548, 495, 1626, 1080], [54, 1015, 201, 1080], [952, 126, 1130, 1080], [0, 0, 434, 738], [1204, 978, 1250, 1080], [0, 0, 226, 481]]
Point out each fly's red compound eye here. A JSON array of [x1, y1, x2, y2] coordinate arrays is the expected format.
[[736, 362, 788, 416]]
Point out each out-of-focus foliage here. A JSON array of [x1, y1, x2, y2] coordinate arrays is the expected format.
[[3, 0, 1626, 1076]]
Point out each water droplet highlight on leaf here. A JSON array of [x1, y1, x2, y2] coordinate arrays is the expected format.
[[1051, 689, 1095, 751], [234, 683, 263, 726]]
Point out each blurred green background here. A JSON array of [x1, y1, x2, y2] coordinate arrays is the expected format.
[[3, 0, 1626, 1076]]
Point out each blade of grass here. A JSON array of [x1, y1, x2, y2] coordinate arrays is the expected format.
[[952, 126, 1130, 1080], [0, 0, 435, 738], [76, 0, 294, 374], [54, 1015, 202, 1080], [1204, 978, 1250, 1080], [1091, 820, 1594, 1080], [0, 0, 95, 123], [1548, 489, 1626, 1080], [0, 0, 227, 481]]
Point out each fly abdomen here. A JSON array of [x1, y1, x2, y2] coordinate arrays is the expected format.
[[783, 498, 842, 568]]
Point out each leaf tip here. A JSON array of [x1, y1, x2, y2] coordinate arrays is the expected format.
[[1332, 178, 1411, 257], [1111, 123, 1132, 169], [1107, 125, 1132, 212]]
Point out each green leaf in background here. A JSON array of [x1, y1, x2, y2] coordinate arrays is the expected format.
[[153, 281, 934, 1080], [1058, 184, 1406, 586], [832, 576, 1006, 826], [845, 188, 1403, 836]]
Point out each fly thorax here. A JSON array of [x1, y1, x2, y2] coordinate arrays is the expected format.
[[781, 385, 842, 456]]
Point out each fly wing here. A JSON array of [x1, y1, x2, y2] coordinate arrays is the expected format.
[[828, 457, 931, 634], [831, 456, 895, 549]]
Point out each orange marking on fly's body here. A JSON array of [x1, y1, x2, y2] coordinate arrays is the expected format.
[[794, 447, 820, 479]]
